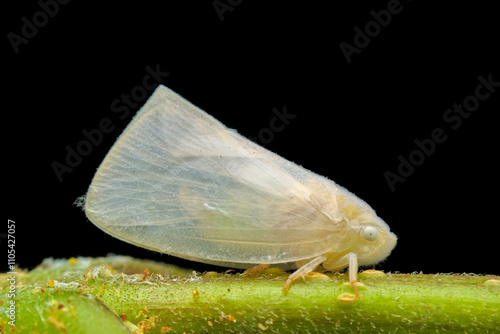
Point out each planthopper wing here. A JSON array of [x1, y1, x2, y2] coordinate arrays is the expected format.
[[84, 85, 347, 267]]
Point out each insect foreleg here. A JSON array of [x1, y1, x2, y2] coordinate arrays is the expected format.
[[347, 252, 359, 299], [323, 252, 360, 299], [347, 252, 358, 284]]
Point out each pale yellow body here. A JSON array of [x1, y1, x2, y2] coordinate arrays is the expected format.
[[82, 85, 397, 293]]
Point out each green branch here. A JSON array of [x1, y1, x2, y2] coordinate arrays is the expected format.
[[1, 256, 499, 333]]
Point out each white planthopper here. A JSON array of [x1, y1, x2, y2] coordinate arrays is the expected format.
[[80, 85, 397, 297]]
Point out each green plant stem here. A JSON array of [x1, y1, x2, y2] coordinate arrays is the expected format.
[[1, 256, 499, 333]]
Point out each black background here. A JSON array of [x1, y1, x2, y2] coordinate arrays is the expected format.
[[5, 1, 499, 276]]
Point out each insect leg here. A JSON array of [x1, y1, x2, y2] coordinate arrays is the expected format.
[[324, 252, 359, 299], [347, 252, 358, 284], [242, 263, 270, 276], [282, 255, 327, 294], [347, 252, 359, 299]]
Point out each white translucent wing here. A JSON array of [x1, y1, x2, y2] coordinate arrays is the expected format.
[[85, 85, 346, 267]]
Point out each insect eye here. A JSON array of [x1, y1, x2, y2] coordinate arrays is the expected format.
[[362, 226, 379, 242]]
